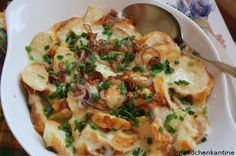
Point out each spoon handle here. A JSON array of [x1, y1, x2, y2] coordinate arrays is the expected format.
[[196, 55, 236, 78]]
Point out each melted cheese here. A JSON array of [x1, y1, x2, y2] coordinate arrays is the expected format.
[[95, 63, 117, 78], [21, 63, 49, 91]]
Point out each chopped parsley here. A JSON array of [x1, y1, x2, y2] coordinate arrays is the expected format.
[[64, 61, 76, 75], [116, 65, 124, 73], [175, 80, 190, 85], [37, 74, 45, 79], [203, 106, 208, 115], [66, 31, 79, 45], [100, 51, 121, 62], [133, 93, 139, 99], [178, 97, 193, 105], [179, 114, 187, 121], [185, 106, 195, 115], [111, 128, 118, 132], [74, 120, 87, 132], [91, 93, 100, 101], [48, 69, 59, 76], [174, 60, 180, 64], [150, 63, 164, 76], [79, 78, 86, 85], [122, 52, 135, 66], [147, 138, 153, 145], [57, 55, 64, 60], [110, 101, 151, 126], [188, 62, 194, 66], [167, 125, 177, 134], [113, 39, 121, 48], [44, 45, 50, 51], [132, 65, 145, 72], [49, 83, 68, 99], [43, 105, 54, 118], [58, 123, 73, 148], [120, 81, 128, 95], [89, 122, 97, 130], [25, 45, 32, 53], [29, 55, 35, 61], [98, 81, 110, 90], [164, 60, 175, 74], [81, 32, 90, 40], [201, 136, 207, 143], [85, 112, 91, 120], [122, 37, 133, 46], [43, 54, 52, 64], [109, 108, 120, 116], [102, 25, 113, 39], [192, 51, 201, 57], [159, 126, 164, 133], [143, 93, 153, 102], [132, 148, 147, 156], [165, 112, 178, 134]]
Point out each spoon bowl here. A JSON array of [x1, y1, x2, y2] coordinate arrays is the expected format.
[[122, 3, 236, 77], [122, 3, 181, 40]]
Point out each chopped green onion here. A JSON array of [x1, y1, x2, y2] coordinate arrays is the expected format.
[[89, 122, 97, 130], [44, 45, 50, 51], [98, 81, 110, 90], [147, 138, 153, 145], [43, 105, 54, 118], [175, 80, 190, 85], [91, 93, 100, 101], [57, 55, 64, 60], [25, 46, 32, 53], [121, 81, 128, 95]]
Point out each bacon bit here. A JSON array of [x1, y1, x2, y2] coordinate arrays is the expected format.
[[137, 104, 153, 112], [124, 77, 135, 91], [58, 71, 66, 83], [153, 92, 167, 106], [49, 75, 56, 84]]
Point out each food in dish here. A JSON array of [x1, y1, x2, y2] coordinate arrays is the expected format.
[[21, 6, 214, 156]]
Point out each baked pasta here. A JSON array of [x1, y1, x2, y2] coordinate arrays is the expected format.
[[21, 6, 214, 156]]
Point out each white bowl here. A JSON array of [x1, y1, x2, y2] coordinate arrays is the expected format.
[[1, 0, 236, 155]]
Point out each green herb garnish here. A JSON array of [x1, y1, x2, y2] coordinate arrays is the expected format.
[[89, 122, 97, 130], [121, 81, 128, 95], [43, 105, 54, 118], [143, 93, 153, 102], [74, 120, 87, 132], [175, 80, 190, 85], [58, 123, 73, 148], [44, 45, 50, 51], [113, 39, 121, 48], [174, 60, 180, 64], [25, 46, 32, 53], [102, 25, 113, 39], [43, 54, 52, 64], [132, 65, 145, 72], [203, 106, 208, 115], [116, 65, 124, 73], [147, 138, 153, 145], [98, 81, 110, 90], [57, 55, 64, 60], [164, 60, 175, 74], [91, 93, 100, 101]]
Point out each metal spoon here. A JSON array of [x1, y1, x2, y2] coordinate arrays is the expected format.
[[122, 3, 236, 78]]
